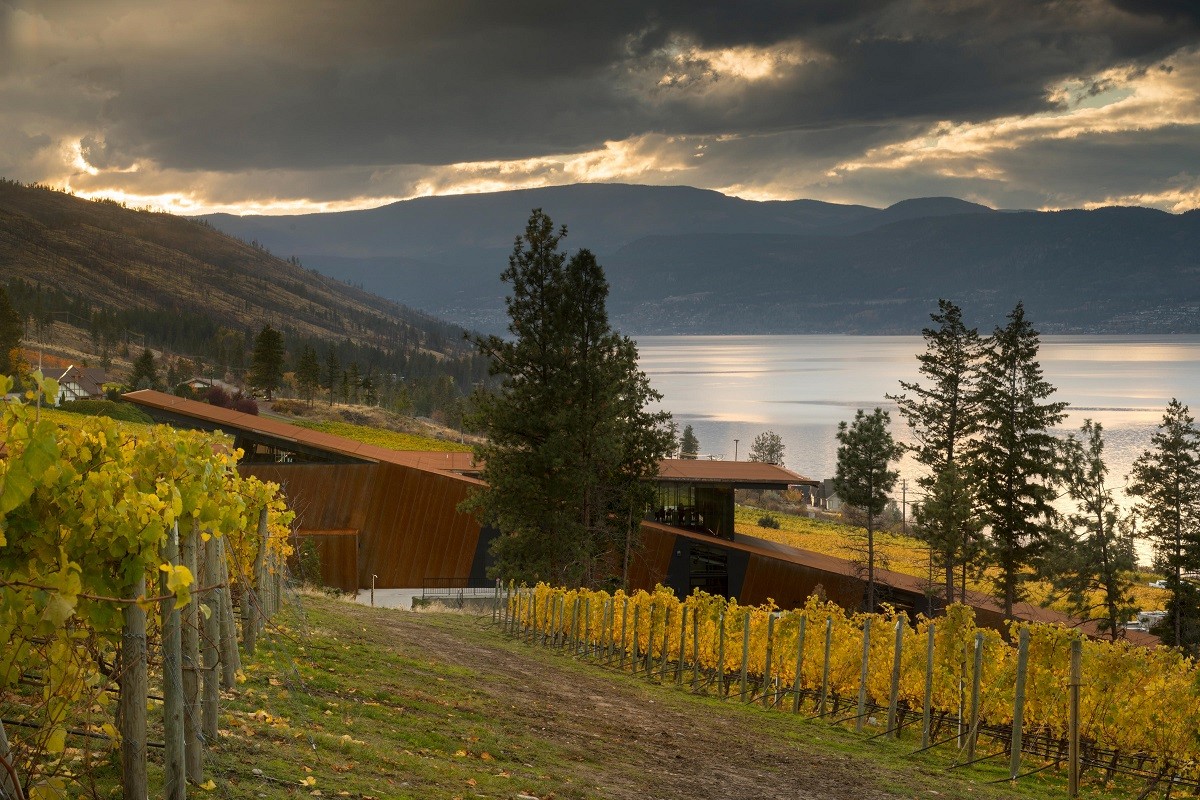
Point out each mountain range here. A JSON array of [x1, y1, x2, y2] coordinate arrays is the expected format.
[[200, 184, 1200, 335]]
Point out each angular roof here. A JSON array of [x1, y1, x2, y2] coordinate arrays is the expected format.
[[656, 457, 817, 488], [123, 390, 483, 483], [126, 390, 819, 488], [57, 366, 107, 398]]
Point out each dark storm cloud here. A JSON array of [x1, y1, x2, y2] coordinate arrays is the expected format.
[[4, 0, 1196, 176]]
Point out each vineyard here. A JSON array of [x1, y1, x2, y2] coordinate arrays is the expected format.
[[0, 374, 293, 798], [504, 582, 1200, 796]]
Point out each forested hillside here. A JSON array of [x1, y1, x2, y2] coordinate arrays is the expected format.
[[0, 180, 488, 413]]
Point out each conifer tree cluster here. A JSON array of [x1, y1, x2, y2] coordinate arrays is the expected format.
[[890, 300, 1138, 628], [464, 210, 676, 588]]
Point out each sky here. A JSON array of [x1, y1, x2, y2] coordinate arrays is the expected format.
[[2, 0, 1199, 216]]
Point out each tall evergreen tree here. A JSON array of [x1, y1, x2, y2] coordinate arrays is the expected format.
[[323, 347, 340, 406], [834, 408, 902, 612], [748, 430, 785, 465], [464, 210, 675, 587], [679, 425, 700, 459], [361, 365, 377, 406], [0, 286, 22, 376], [129, 348, 159, 390], [346, 361, 361, 405], [967, 302, 1067, 617], [1129, 399, 1200, 650], [1042, 420, 1136, 641], [888, 299, 983, 602], [295, 344, 321, 407], [249, 324, 285, 400]]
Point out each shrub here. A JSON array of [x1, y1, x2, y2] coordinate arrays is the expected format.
[[232, 396, 258, 415], [758, 514, 781, 529]]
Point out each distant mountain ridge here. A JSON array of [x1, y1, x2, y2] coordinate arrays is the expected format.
[[197, 183, 1200, 334]]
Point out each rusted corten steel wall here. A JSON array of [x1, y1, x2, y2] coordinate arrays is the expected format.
[[242, 462, 484, 590], [359, 463, 482, 589], [738, 555, 867, 611], [627, 523, 675, 591]]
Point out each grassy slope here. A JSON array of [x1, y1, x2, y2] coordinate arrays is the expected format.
[[88, 593, 1138, 799], [288, 417, 472, 452], [737, 506, 1169, 614]]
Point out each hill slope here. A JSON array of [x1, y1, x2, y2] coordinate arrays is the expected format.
[[0, 180, 484, 391], [200, 183, 1200, 334]]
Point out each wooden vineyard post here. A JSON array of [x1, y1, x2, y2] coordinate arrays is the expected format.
[[119, 573, 148, 800], [691, 602, 700, 690], [676, 604, 687, 685], [716, 610, 726, 697], [566, 597, 576, 652], [739, 611, 751, 702], [584, 598, 592, 659], [619, 598, 629, 667], [1069, 638, 1081, 799], [181, 521, 203, 783], [856, 617, 872, 733], [644, 603, 656, 675], [532, 594, 541, 646], [922, 623, 935, 749], [601, 599, 611, 660], [633, 604, 643, 671], [761, 613, 776, 708], [1009, 626, 1030, 781], [242, 508, 269, 656], [513, 592, 522, 639], [0, 719, 18, 800], [160, 521, 186, 800], [819, 617, 832, 717], [202, 532, 221, 744], [216, 537, 240, 689], [659, 606, 671, 679], [964, 631, 984, 762], [792, 615, 806, 713], [887, 618, 903, 738]]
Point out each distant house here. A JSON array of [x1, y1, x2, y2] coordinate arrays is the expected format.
[[55, 366, 108, 404], [819, 478, 844, 512], [182, 376, 240, 395]]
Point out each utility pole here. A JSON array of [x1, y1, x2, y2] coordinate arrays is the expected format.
[[901, 479, 908, 534], [733, 439, 739, 461]]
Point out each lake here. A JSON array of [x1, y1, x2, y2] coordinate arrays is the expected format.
[[637, 334, 1200, 555]]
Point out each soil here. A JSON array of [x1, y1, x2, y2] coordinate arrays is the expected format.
[[347, 602, 983, 800]]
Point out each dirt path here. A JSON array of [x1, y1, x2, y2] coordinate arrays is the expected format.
[[352, 605, 971, 800]]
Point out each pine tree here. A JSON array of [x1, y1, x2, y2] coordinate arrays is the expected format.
[[129, 348, 159, 390], [967, 302, 1067, 617], [834, 408, 902, 612], [679, 425, 700, 459], [323, 348, 340, 406], [361, 365, 377, 406], [0, 286, 22, 377], [295, 344, 321, 407], [1129, 399, 1200, 649], [464, 210, 675, 587], [249, 325, 285, 400], [1041, 420, 1136, 641], [347, 362, 361, 405], [748, 430, 785, 465], [888, 299, 983, 602]]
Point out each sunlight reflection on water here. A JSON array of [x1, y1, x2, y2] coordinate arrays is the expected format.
[[638, 334, 1200, 567]]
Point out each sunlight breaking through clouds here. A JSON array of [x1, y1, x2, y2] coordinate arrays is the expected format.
[[828, 51, 1200, 209]]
